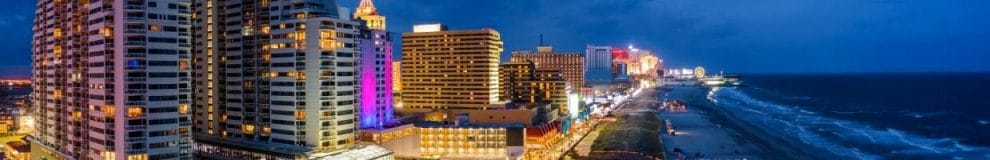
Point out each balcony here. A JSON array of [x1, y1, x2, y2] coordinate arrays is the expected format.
[[124, 5, 145, 10], [124, 17, 146, 23], [126, 137, 146, 142], [125, 89, 146, 94], [125, 29, 146, 34], [126, 78, 146, 82], [124, 41, 146, 46], [125, 101, 146, 106]]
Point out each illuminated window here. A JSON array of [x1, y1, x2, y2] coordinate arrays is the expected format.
[[178, 61, 189, 70], [102, 151, 116, 160], [103, 105, 115, 116], [296, 110, 306, 120], [127, 107, 143, 118], [242, 124, 255, 134], [126, 154, 147, 160], [178, 104, 189, 115], [149, 25, 161, 31]]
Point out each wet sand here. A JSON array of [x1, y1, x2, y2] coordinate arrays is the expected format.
[[659, 87, 824, 160]]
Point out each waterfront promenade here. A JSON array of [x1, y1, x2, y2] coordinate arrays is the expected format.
[[564, 87, 665, 160]]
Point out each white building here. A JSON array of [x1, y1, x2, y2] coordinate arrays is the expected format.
[[191, 0, 365, 159], [31, 0, 194, 159]]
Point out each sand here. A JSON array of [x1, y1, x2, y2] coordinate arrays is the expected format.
[[658, 87, 824, 160]]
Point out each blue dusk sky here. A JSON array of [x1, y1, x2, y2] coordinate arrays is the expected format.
[[2, 0, 989, 78]]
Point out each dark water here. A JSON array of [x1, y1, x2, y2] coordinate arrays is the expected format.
[[706, 73, 990, 159]]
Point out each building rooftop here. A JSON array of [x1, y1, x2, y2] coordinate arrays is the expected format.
[[193, 134, 311, 155], [309, 144, 393, 160], [413, 121, 526, 129]]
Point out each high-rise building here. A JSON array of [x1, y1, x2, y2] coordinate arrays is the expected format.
[[585, 45, 613, 85], [509, 46, 584, 89], [355, 0, 394, 129], [499, 62, 568, 115], [191, 0, 364, 159], [392, 61, 402, 92], [400, 24, 504, 111], [30, 0, 193, 159], [391, 61, 402, 108]]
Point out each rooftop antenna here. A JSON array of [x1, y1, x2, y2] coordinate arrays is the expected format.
[[539, 34, 544, 46]]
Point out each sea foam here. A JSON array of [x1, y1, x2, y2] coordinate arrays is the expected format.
[[709, 88, 990, 159]]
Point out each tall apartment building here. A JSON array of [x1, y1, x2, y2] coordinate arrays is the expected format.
[[499, 62, 567, 112], [354, 0, 394, 129], [509, 46, 584, 90], [585, 45, 613, 85], [400, 24, 504, 111], [30, 0, 193, 159], [191, 0, 362, 159]]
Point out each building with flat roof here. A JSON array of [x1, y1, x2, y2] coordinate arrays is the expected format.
[[510, 46, 584, 89], [30, 0, 193, 159], [400, 24, 504, 111], [191, 0, 364, 159], [415, 121, 526, 159], [585, 45, 614, 85], [500, 62, 568, 116]]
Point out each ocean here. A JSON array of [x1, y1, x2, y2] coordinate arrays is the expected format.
[[704, 73, 990, 160]]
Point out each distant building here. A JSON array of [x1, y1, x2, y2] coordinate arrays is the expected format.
[[392, 61, 402, 92], [401, 24, 504, 111], [0, 107, 16, 134], [510, 46, 585, 89], [585, 45, 614, 85], [500, 62, 568, 116], [392, 61, 403, 109], [2, 141, 29, 160], [614, 62, 630, 81]]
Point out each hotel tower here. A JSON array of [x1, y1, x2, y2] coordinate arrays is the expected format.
[[400, 24, 504, 111], [191, 0, 364, 159], [585, 45, 614, 85], [354, 0, 394, 129], [31, 0, 193, 159], [510, 45, 584, 90]]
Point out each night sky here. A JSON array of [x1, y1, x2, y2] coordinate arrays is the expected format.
[[2, 0, 989, 78]]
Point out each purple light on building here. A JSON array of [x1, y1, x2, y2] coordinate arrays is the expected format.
[[359, 29, 393, 129]]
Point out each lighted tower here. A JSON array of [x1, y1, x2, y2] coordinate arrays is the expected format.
[[355, 0, 387, 30], [355, 0, 394, 129]]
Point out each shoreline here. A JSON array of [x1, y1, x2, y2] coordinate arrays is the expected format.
[[659, 86, 833, 160]]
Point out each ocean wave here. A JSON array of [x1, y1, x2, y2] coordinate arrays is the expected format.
[[709, 88, 990, 159]]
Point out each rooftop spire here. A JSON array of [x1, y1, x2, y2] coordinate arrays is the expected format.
[[354, 0, 386, 30], [357, 0, 377, 16]]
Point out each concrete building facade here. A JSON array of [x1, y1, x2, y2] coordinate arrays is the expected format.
[[191, 0, 362, 159], [354, 0, 394, 129], [400, 24, 504, 111], [30, 0, 194, 159], [509, 46, 584, 90], [584, 45, 613, 85]]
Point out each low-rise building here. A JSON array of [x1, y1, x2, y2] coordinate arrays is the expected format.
[[2, 141, 29, 160], [0, 107, 18, 135], [415, 122, 526, 160]]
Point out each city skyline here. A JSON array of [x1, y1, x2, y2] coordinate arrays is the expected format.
[[3, 0, 990, 78], [6, 1, 990, 160]]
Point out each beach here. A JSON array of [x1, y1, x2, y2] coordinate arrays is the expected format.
[[658, 86, 826, 160]]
